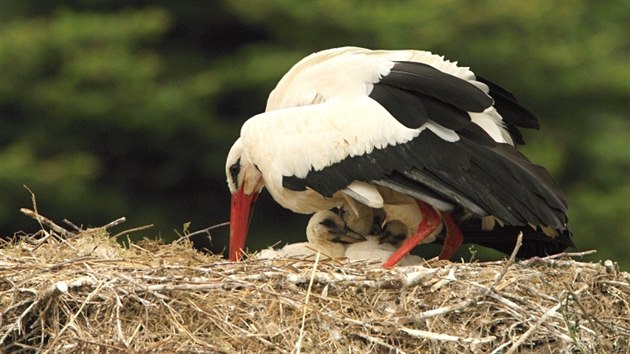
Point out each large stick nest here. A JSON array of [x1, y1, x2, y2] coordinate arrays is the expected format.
[[1, 209, 629, 353]]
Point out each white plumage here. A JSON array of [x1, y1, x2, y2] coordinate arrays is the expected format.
[[344, 237, 422, 266], [345, 219, 422, 266], [344, 236, 397, 262], [238, 98, 412, 211], [257, 209, 361, 259], [229, 47, 511, 214], [258, 208, 422, 266], [227, 46, 570, 265]]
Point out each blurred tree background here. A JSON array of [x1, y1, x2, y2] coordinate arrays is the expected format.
[[1, 0, 628, 269]]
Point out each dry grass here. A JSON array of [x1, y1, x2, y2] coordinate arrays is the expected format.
[[1, 209, 629, 353]]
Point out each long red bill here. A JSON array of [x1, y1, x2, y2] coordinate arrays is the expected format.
[[229, 187, 259, 261], [382, 201, 441, 268]]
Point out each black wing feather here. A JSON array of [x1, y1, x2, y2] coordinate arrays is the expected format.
[[476, 75, 539, 145], [415, 93, 472, 131], [381, 62, 493, 112], [476, 76, 539, 129], [369, 61, 498, 146], [283, 60, 567, 232], [369, 84, 428, 128], [370, 62, 540, 146], [283, 130, 568, 230], [434, 220, 574, 258]]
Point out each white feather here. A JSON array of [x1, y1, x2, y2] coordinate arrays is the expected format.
[[425, 122, 460, 142], [241, 96, 419, 212], [342, 181, 384, 209], [345, 235, 422, 266], [231, 46, 516, 245], [469, 108, 512, 145], [267, 47, 479, 112], [345, 236, 397, 261]]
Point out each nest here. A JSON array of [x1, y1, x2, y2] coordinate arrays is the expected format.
[[1, 209, 629, 353]]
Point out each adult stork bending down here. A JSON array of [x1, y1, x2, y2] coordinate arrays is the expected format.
[[226, 47, 571, 267]]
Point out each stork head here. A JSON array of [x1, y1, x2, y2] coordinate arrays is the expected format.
[[378, 220, 408, 246], [307, 210, 366, 245], [226, 139, 264, 261]]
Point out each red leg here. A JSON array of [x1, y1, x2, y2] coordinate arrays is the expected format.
[[382, 201, 441, 268], [438, 212, 463, 260]]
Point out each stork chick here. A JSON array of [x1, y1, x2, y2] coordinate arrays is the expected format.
[[345, 219, 422, 266], [258, 210, 365, 259]]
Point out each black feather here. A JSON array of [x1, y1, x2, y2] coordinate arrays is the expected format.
[[369, 61, 497, 147], [457, 123, 498, 146], [475, 75, 539, 145], [381, 61, 493, 112], [282, 130, 568, 230], [415, 93, 472, 131], [475, 76, 539, 130], [283, 175, 307, 191], [432, 212, 574, 258], [369, 84, 428, 128]]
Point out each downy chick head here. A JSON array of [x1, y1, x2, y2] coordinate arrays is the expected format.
[[307, 210, 366, 244], [378, 220, 408, 246]]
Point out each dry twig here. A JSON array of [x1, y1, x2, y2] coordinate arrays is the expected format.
[[1, 215, 628, 353], [20, 208, 73, 239]]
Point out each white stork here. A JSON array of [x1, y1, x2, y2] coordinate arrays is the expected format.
[[226, 47, 571, 266]]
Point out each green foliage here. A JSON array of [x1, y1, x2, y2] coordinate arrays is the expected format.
[[0, 6, 233, 232], [0, 0, 628, 268]]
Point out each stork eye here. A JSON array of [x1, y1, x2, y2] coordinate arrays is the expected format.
[[320, 218, 338, 228], [393, 234, 406, 243], [229, 159, 241, 186], [329, 207, 342, 216]]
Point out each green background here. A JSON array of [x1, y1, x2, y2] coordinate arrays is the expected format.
[[1, 1, 628, 268]]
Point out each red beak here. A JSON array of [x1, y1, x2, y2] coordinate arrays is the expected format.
[[229, 186, 259, 261]]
